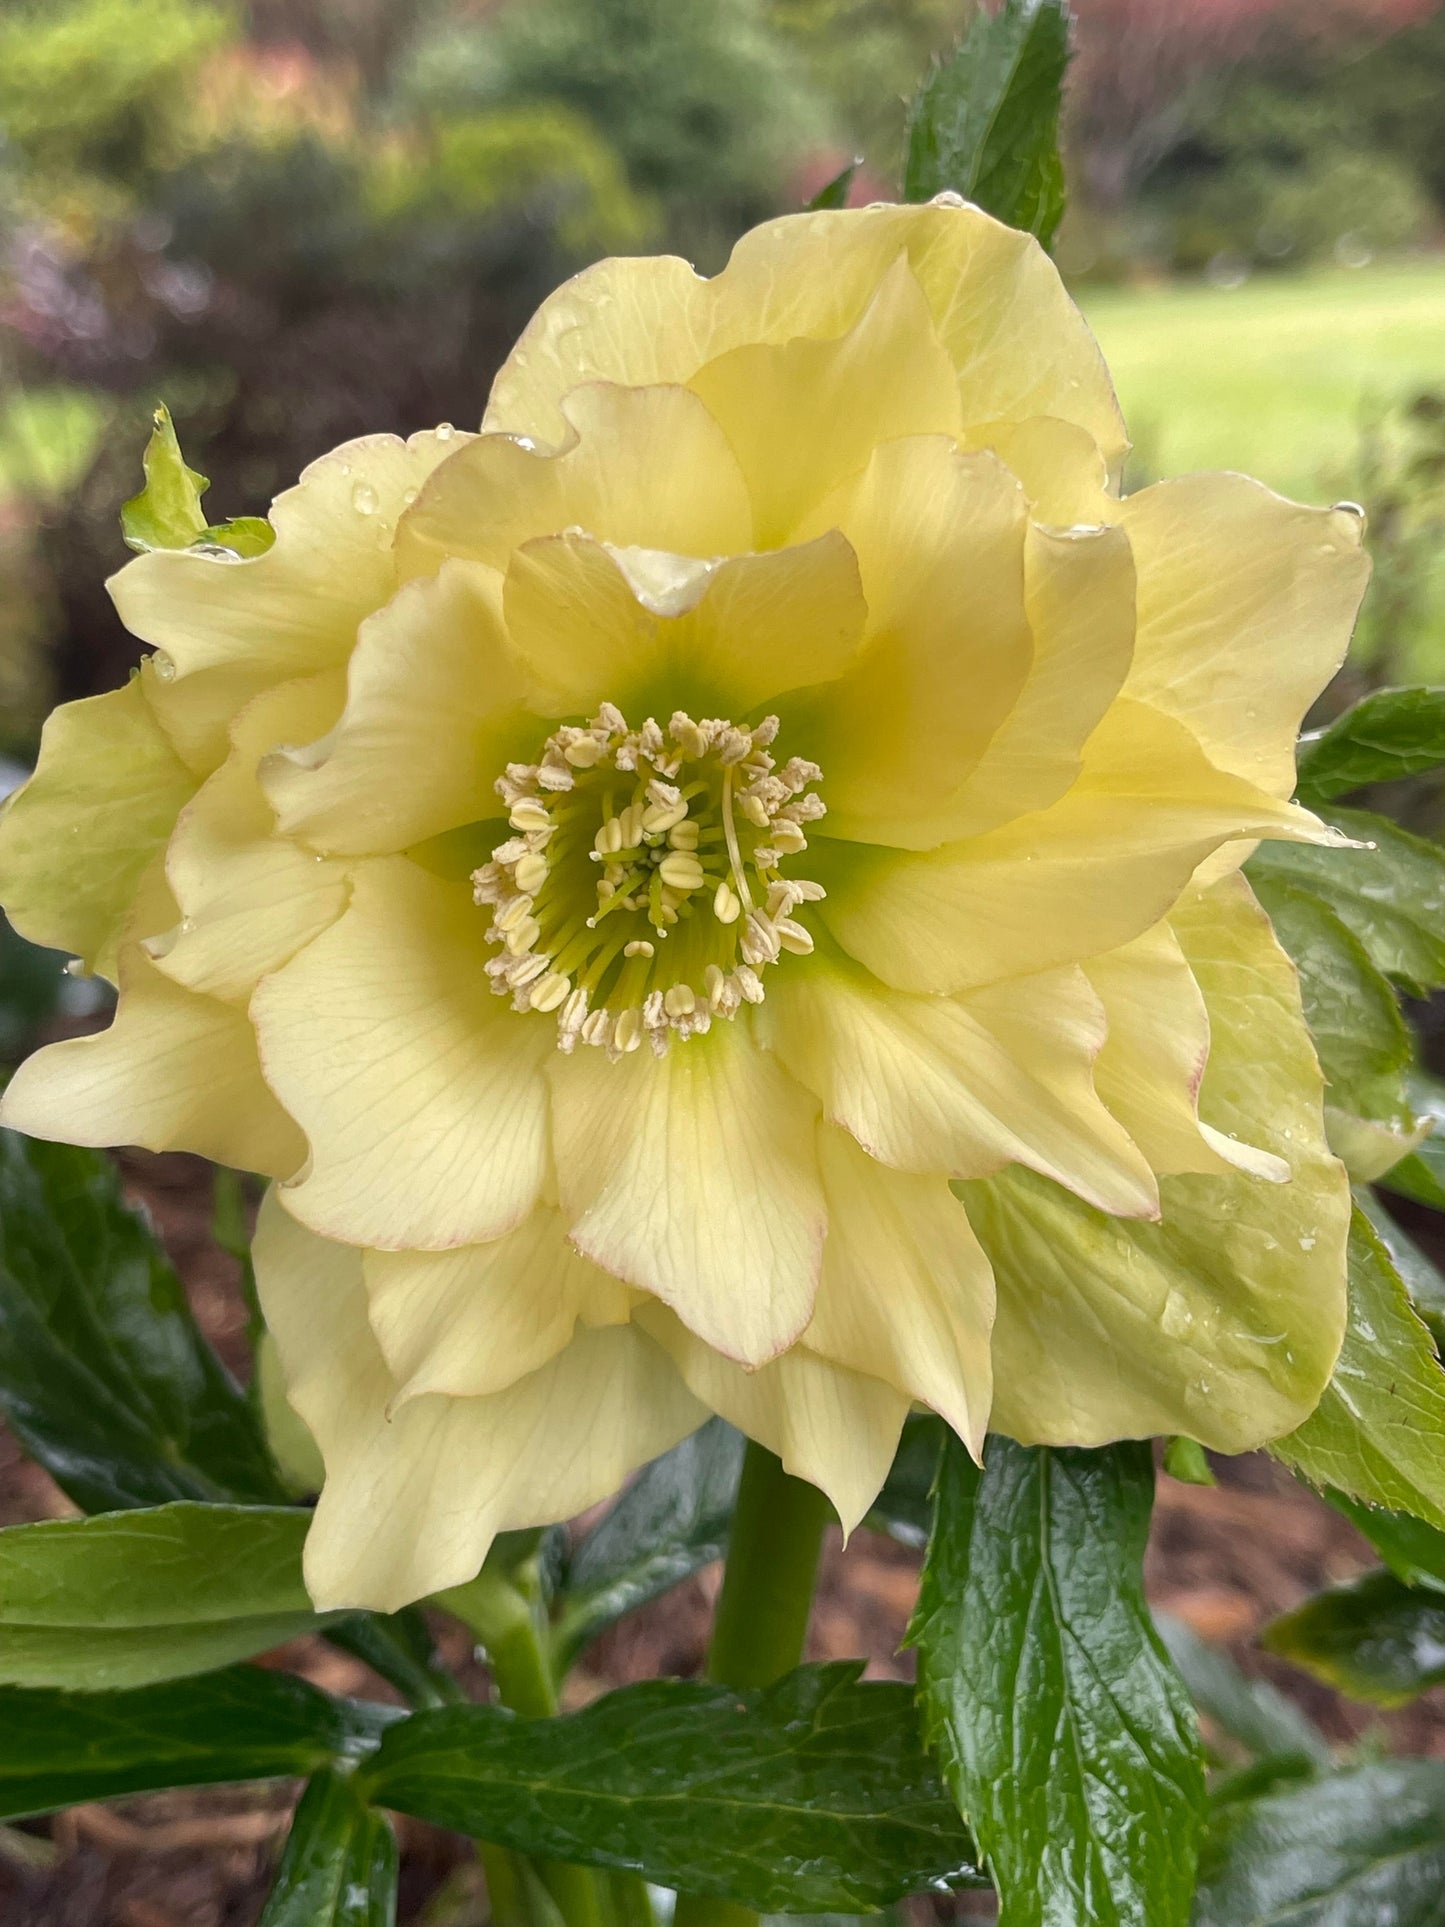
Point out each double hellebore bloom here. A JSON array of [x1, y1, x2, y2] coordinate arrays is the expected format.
[[0, 202, 1369, 1611]]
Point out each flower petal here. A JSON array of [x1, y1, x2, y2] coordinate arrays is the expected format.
[[155, 673, 349, 1005], [503, 528, 866, 721], [0, 946, 304, 1177], [816, 700, 1335, 994], [763, 945, 1157, 1214], [397, 382, 753, 577], [254, 858, 552, 1250], [1118, 477, 1369, 800], [807, 1126, 994, 1455], [0, 680, 195, 978], [688, 254, 962, 546], [486, 204, 1125, 474], [1084, 920, 1287, 1183], [262, 562, 532, 856], [637, 1302, 908, 1535], [962, 874, 1350, 1452], [788, 440, 1032, 845], [364, 1207, 634, 1402], [550, 1016, 825, 1366], [110, 429, 468, 687], [253, 1195, 704, 1612]]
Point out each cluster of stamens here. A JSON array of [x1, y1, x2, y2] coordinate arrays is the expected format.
[[473, 705, 825, 1057]]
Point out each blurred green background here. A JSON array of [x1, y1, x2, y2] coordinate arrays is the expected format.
[[0, 0, 1443, 760]]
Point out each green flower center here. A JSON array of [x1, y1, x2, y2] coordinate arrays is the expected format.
[[475, 706, 825, 1055]]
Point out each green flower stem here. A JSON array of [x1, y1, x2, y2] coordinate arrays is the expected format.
[[439, 1568, 635, 1927], [674, 1441, 832, 1927]]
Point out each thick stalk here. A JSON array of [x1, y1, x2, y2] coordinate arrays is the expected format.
[[674, 1442, 832, 1927]]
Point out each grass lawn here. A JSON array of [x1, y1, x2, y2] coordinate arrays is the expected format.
[[1081, 257, 1445, 504]]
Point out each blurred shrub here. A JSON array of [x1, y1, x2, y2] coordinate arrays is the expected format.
[[1167, 148, 1432, 273], [1351, 391, 1445, 687]]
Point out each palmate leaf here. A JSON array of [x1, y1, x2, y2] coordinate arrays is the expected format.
[[1296, 686, 1445, 805], [258, 1768, 398, 1927], [901, 0, 1071, 245], [1272, 1210, 1445, 1531], [1193, 1762, 1445, 1926], [911, 1435, 1205, 1927], [0, 1129, 286, 1511], [1263, 1569, 1445, 1708], [0, 1667, 394, 1822], [359, 1663, 984, 1913]]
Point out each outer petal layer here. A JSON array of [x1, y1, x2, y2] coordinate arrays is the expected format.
[[254, 859, 552, 1251], [254, 1196, 704, 1612], [0, 681, 195, 977], [963, 875, 1350, 1452], [550, 1016, 825, 1366]]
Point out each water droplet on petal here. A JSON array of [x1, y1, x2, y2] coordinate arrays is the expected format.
[[351, 481, 379, 516], [150, 651, 176, 682], [402, 486, 418, 506], [435, 421, 455, 441]]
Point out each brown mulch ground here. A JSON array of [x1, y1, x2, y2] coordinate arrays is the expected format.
[[0, 1149, 1441, 1925]]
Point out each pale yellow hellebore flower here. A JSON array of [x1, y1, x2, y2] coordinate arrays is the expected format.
[[0, 202, 1368, 1612]]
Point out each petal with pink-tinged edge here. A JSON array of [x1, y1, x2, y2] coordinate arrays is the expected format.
[[253, 1195, 705, 1613], [637, 1302, 908, 1535], [550, 1016, 825, 1367], [0, 947, 304, 1178], [254, 858, 552, 1251], [816, 700, 1339, 996], [762, 946, 1157, 1216], [364, 1208, 634, 1403], [808, 1127, 994, 1455], [262, 561, 532, 857]]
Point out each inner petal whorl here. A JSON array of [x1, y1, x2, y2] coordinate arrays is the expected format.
[[474, 705, 825, 1058]]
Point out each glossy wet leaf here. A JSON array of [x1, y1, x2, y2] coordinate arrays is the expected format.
[[1251, 876, 1419, 1180], [553, 1419, 743, 1668], [1354, 1188, 1445, 1350], [911, 1435, 1204, 1927], [1154, 1613, 1328, 1766], [360, 1663, 984, 1913], [0, 1666, 393, 1821], [901, 0, 1070, 244], [0, 1130, 285, 1511], [0, 917, 65, 1066], [806, 159, 860, 210], [1273, 1210, 1445, 1531], [258, 1768, 397, 1927], [1325, 1488, 1445, 1592], [1248, 808, 1445, 997], [1193, 1761, 1445, 1926], [1380, 1070, 1445, 1211], [1264, 1569, 1445, 1707], [1296, 686, 1445, 805], [0, 1503, 323, 1690]]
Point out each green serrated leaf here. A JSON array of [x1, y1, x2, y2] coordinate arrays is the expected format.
[[1325, 1487, 1445, 1593], [0, 1130, 286, 1512], [1153, 1613, 1328, 1767], [258, 1768, 397, 1927], [902, 0, 1071, 244], [360, 1664, 984, 1913], [911, 1435, 1205, 1927], [1248, 808, 1445, 998], [1263, 1569, 1445, 1707], [1273, 1209, 1445, 1530], [0, 1667, 394, 1822], [553, 1420, 743, 1669], [866, 1412, 945, 1548], [1297, 687, 1445, 805], [199, 515, 274, 558], [1380, 1070, 1445, 1210], [1194, 1762, 1445, 1925], [121, 405, 209, 553], [806, 158, 860, 211], [1251, 875, 1422, 1180], [0, 1503, 322, 1690], [1354, 1189, 1445, 1350]]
